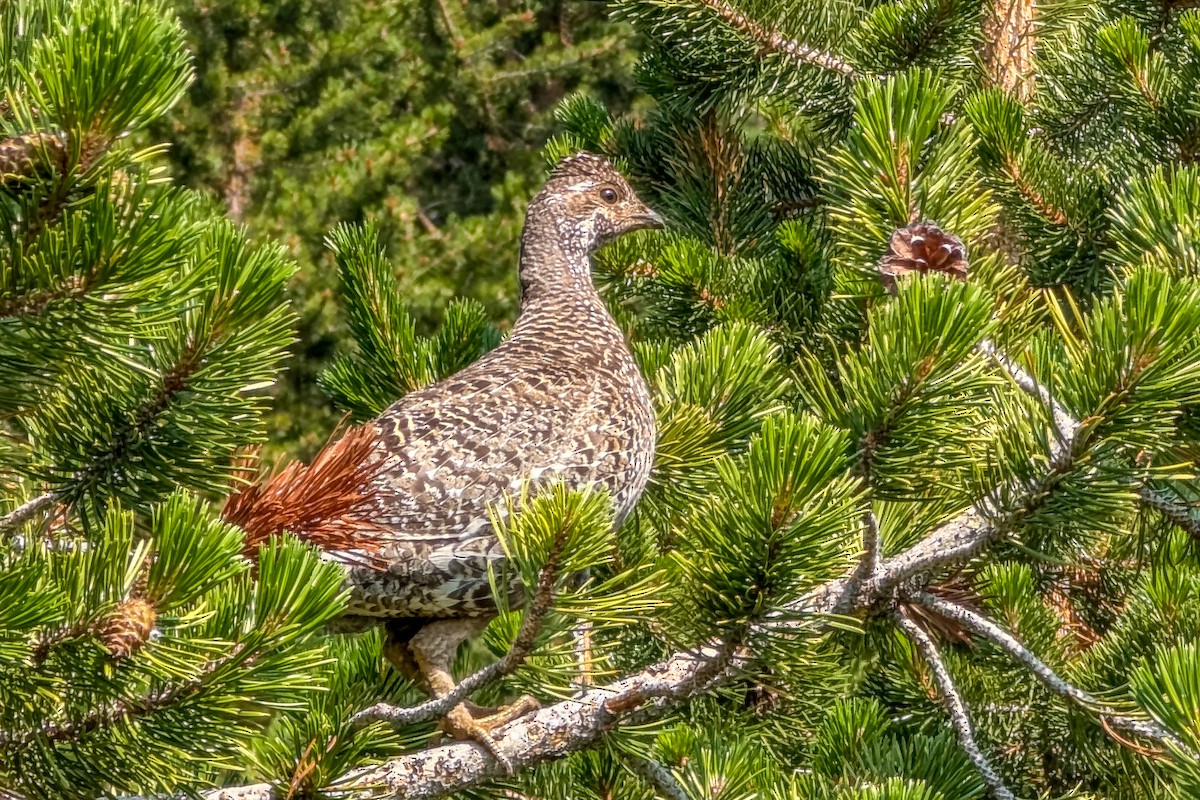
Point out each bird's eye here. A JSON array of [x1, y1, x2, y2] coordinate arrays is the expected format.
[[599, 187, 618, 204]]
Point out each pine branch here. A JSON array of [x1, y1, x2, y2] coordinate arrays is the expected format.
[[793, 309, 1200, 622], [623, 753, 691, 800], [0, 646, 245, 747], [1002, 157, 1069, 226], [0, 492, 57, 535], [198, 789, 274, 800], [60, 340, 210, 504], [125, 786, 275, 800], [905, 591, 1196, 755], [980, 337, 1200, 541], [790, 337, 1082, 615], [118, 459, 1186, 800], [893, 610, 1015, 800], [697, 0, 855, 76]]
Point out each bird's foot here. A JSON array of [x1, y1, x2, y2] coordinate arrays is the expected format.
[[438, 695, 540, 772]]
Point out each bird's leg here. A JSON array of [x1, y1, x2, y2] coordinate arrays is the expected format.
[[406, 619, 539, 771]]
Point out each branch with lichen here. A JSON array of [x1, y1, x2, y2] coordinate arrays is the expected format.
[[697, 0, 855, 76], [0, 492, 58, 536], [622, 753, 691, 800], [894, 610, 1015, 800], [905, 591, 1195, 755]]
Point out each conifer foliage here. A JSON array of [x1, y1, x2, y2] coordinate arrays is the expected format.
[[0, 2, 350, 796], [6, 1, 1200, 800]]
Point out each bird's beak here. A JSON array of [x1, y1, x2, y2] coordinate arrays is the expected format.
[[630, 204, 666, 231]]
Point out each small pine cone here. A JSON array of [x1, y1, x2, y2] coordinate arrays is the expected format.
[[97, 598, 157, 660], [0, 132, 68, 184], [878, 221, 968, 294]]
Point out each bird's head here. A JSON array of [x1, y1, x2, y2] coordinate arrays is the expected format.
[[535, 153, 664, 254]]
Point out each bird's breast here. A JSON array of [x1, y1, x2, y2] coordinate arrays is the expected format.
[[338, 312, 656, 620]]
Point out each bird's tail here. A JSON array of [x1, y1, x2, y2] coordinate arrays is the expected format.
[[221, 422, 390, 568]]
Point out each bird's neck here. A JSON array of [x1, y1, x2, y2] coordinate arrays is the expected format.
[[512, 215, 622, 342], [516, 210, 599, 309]]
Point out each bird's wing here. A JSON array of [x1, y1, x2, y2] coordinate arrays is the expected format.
[[365, 351, 607, 548]]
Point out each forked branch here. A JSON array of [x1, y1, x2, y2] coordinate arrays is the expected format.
[[894, 610, 1015, 800], [907, 591, 1194, 755]]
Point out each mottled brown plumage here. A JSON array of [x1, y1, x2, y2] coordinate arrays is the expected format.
[[330, 153, 660, 623], [229, 153, 662, 758]]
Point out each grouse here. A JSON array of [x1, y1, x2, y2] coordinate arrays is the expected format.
[[226, 152, 662, 757]]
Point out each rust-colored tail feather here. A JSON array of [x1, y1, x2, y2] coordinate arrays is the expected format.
[[222, 423, 389, 568]]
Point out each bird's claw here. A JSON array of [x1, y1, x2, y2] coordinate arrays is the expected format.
[[438, 696, 540, 773]]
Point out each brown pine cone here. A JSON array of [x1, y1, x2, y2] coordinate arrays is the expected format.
[[878, 221, 968, 293], [97, 598, 157, 660], [0, 132, 68, 184]]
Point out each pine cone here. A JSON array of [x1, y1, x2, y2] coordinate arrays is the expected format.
[[878, 221, 968, 294], [97, 598, 157, 660], [0, 132, 68, 184]]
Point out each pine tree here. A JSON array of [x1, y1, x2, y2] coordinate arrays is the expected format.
[[0, 2, 352, 796], [8, 1, 1200, 800]]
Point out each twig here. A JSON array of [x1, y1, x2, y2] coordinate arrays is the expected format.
[[698, 0, 855, 76], [351, 660, 509, 727], [0, 492, 57, 534], [789, 335, 1090, 617], [977, 339, 1077, 450], [623, 754, 691, 800], [979, 338, 1200, 543], [1138, 485, 1200, 538], [860, 508, 883, 575], [894, 610, 1016, 800], [906, 591, 1194, 755]]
